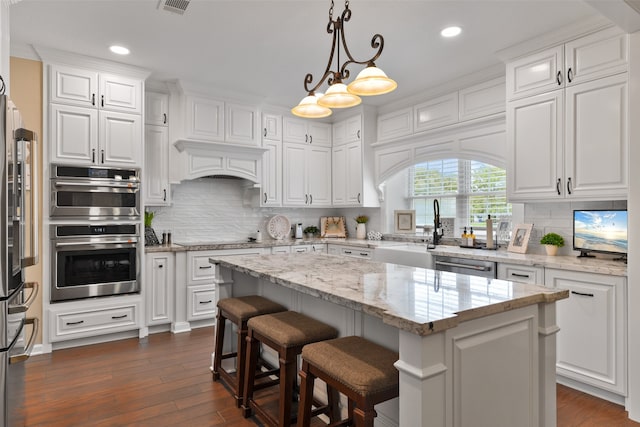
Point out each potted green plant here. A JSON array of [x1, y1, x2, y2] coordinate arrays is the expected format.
[[540, 232, 564, 256], [354, 215, 369, 240], [303, 225, 319, 239]]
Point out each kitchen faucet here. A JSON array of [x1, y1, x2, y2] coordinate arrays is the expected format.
[[433, 199, 443, 245]]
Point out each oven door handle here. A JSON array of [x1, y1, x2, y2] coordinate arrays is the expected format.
[[10, 318, 39, 364], [435, 261, 491, 271], [8, 282, 39, 314], [55, 239, 138, 247], [53, 181, 140, 189]]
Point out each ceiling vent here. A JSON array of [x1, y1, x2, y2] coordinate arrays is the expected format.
[[159, 0, 190, 15]]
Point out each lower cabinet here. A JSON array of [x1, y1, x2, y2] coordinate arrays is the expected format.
[[328, 244, 373, 259], [545, 268, 627, 395], [187, 285, 217, 321], [146, 252, 175, 326], [497, 263, 544, 285]]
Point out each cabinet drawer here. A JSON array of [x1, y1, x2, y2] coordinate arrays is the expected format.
[[331, 245, 373, 259], [188, 285, 216, 321], [188, 252, 217, 285], [497, 264, 544, 285], [272, 246, 291, 254], [50, 301, 139, 342]]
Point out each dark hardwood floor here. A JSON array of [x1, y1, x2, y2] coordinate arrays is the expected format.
[[10, 326, 640, 426]]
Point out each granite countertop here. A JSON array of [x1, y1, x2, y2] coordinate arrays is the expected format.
[[210, 252, 569, 336]]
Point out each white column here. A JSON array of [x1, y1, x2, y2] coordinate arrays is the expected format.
[[538, 302, 560, 427]]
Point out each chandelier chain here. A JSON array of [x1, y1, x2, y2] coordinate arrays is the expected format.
[[329, 0, 333, 20]]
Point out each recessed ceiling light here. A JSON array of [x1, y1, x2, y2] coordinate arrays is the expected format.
[[109, 45, 130, 55], [441, 26, 462, 38]]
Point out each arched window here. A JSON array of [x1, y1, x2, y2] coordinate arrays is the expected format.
[[409, 159, 511, 235]]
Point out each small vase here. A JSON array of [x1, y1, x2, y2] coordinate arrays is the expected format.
[[544, 244, 558, 256], [356, 223, 366, 239]]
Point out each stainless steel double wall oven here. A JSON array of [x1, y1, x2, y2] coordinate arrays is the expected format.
[[49, 164, 141, 303]]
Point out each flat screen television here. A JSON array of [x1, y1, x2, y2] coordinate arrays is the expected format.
[[573, 209, 627, 260]]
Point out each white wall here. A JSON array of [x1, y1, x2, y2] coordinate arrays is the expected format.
[[149, 178, 381, 243]]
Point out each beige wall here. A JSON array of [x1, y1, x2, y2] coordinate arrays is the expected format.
[[10, 57, 43, 343]]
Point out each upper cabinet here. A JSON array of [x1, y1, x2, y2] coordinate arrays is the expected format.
[[184, 95, 258, 146], [260, 112, 283, 207], [506, 26, 628, 101], [283, 117, 331, 146], [506, 27, 628, 202], [145, 91, 169, 126], [48, 63, 144, 167]]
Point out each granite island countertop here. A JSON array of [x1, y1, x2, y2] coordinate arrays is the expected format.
[[210, 252, 569, 336]]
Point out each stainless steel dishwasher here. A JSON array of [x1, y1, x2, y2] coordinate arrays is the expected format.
[[433, 255, 497, 279]]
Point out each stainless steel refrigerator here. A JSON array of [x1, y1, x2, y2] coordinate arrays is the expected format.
[[0, 94, 39, 426]]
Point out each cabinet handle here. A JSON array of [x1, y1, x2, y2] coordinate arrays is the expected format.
[[264, 192, 268, 203], [66, 320, 84, 326], [357, 130, 360, 139], [567, 68, 573, 83], [264, 127, 267, 137], [359, 252, 369, 257], [101, 149, 105, 164], [163, 189, 167, 201], [111, 314, 128, 319], [357, 193, 361, 203], [556, 71, 562, 85], [163, 113, 167, 124], [199, 265, 212, 269], [305, 134, 308, 143], [571, 290, 594, 298], [91, 149, 96, 164], [511, 273, 530, 278], [556, 178, 561, 195], [199, 300, 213, 304], [305, 194, 308, 204], [101, 95, 104, 107], [309, 134, 313, 144], [92, 93, 95, 106], [158, 264, 164, 268], [309, 194, 313, 205], [344, 250, 352, 254], [567, 177, 572, 195]]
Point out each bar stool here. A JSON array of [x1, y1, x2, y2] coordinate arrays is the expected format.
[[212, 295, 287, 407], [242, 310, 339, 427], [297, 336, 400, 427]]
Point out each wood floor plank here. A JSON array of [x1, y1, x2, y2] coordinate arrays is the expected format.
[[10, 326, 640, 426]]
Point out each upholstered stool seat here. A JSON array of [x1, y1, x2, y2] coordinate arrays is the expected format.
[[297, 336, 400, 427], [212, 296, 287, 407], [242, 310, 339, 427]]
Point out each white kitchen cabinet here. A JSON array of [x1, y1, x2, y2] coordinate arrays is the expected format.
[[50, 64, 142, 114], [260, 139, 282, 207], [414, 92, 459, 133], [262, 112, 282, 142], [328, 244, 373, 259], [187, 285, 216, 321], [497, 263, 544, 285], [545, 268, 626, 395], [458, 76, 506, 121], [332, 114, 361, 146], [145, 92, 169, 126], [145, 252, 175, 326], [184, 95, 258, 146], [144, 124, 170, 206], [50, 104, 142, 167], [225, 102, 258, 145], [377, 107, 413, 142], [271, 246, 291, 254], [507, 73, 628, 201], [282, 142, 331, 207], [283, 117, 331, 146], [506, 27, 627, 101]]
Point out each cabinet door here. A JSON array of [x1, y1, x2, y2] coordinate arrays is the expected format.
[[414, 92, 459, 133], [332, 145, 347, 205], [146, 253, 175, 325], [565, 27, 628, 86], [333, 115, 361, 147], [99, 111, 142, 167], [282, 142, 308, 206], [50, 64, 98, 108], [564, 74, 627, 199], [261, 139, 282, 207], [99, 74, 142, 114], [185, 96, 224, 141], [507, 90, 564, 201], [144, 125, 170, 206], [506, 45, 564, 100], [226, 102, 258, 145], [50, 104, 98, 165], [145, 92, 169, 126], [377, 107, 413, 141], [307, 122, 332, 147], [345, 142, 364, 205], [262, 113, 282, 142], [283, 117, 308, 143], [306, 145, 332, 206], [546, 269, 626, 394]]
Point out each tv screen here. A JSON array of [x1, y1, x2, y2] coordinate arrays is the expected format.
[[573, 209, 628, 257]]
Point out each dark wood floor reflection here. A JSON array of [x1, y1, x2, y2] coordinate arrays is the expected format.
[[12, 326, 640, 426]]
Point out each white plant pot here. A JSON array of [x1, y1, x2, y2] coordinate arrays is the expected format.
[[544, 244, 558, 256], [356, 223, 367, 240]]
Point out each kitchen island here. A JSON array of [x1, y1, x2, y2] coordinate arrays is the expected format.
[[210, 252, 568, 427]]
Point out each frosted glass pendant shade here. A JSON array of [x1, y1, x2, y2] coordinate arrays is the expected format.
[[291, 93, 332, 118], [347, 66, 397, 96], [318, 83, 361, 108]]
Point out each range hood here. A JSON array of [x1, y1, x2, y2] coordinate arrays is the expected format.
[[174, 139, 267, 183]]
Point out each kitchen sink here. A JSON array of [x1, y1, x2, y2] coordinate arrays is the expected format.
[[375, 244, 433, 269]]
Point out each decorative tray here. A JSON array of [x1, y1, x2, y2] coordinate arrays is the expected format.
[[459, 244, 498, 250], [320, 216, 347, 238], [267, 215, 291, 240]]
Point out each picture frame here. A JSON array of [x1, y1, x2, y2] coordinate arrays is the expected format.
[[321, 216, 347, 238], [508, 223, 533, 254], [394, 210, 416, 234]]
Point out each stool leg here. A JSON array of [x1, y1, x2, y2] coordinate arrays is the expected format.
[[297, 360, 315, 427], [326, 384, 340, 423], [212, 310, 225, 381], [234, 320, 248, 408], [353, 406, 376, 427], [241, 331, 259, 418], [279, 349, 298, 427]]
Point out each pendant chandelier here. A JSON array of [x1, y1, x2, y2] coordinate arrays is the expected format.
[[291, 0, 397, 119]]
